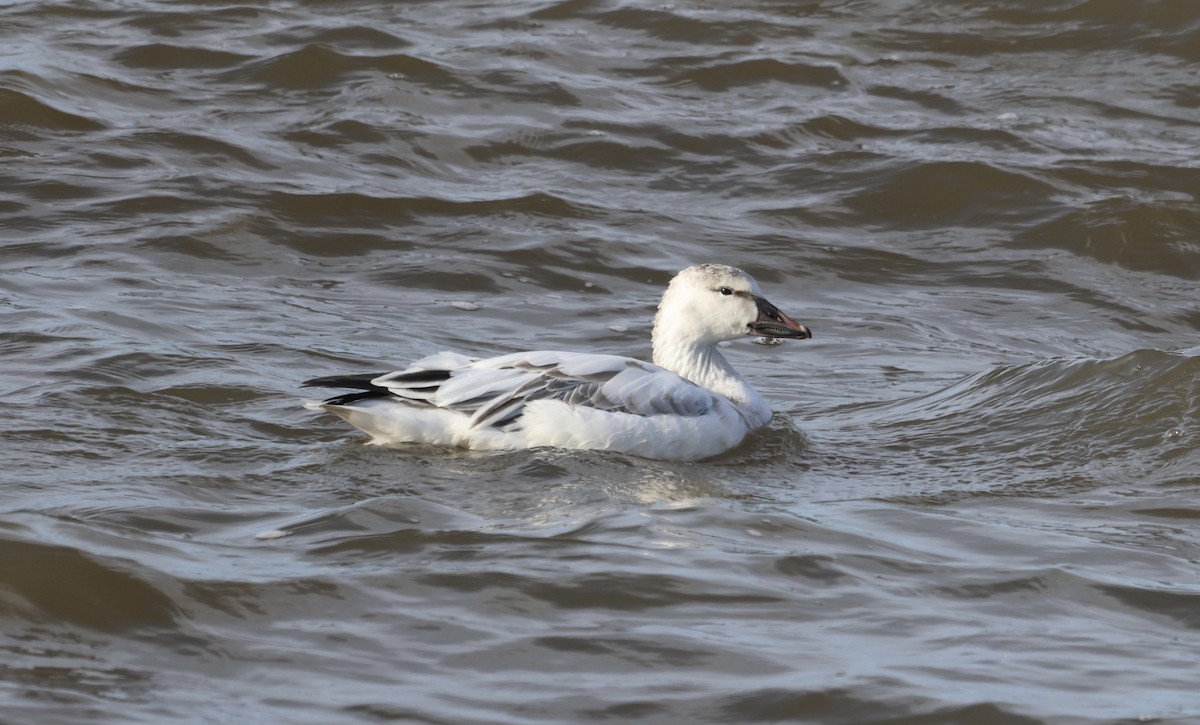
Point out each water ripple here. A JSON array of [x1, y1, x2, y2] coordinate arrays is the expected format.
[[2, 0, 1198, 722]]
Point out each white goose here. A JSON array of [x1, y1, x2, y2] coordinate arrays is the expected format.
[[304, 264, 811, 461]]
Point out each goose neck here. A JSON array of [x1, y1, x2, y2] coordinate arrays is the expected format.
[[652, 337, 762, 410]]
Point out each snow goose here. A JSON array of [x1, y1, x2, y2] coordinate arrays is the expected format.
[[303, 263, 811, 461]]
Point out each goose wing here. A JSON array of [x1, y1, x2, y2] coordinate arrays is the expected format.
[[305, 350, 719, 431]]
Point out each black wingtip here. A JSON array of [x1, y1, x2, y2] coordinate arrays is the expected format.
[[320, 390, 391, 406], [302, 373, 383, 390]]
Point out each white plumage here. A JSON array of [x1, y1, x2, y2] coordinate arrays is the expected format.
[[304, 264, 811, 461]]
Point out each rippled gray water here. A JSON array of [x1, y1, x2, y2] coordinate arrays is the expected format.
[[2, 1, 1198, 723]]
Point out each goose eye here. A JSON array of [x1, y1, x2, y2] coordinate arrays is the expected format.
[[719, 287, 733, 296]]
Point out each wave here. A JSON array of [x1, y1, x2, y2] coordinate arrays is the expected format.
[[218, 44, 457, 90], [0, 533, 180, 632], [112, 43, 251, 71], [663, 58, 850, 92], [825, 349, 1198, 498], [1014, 196, 1200, 280], [262, 188, 599, 234], [843, 160, 1061, 230], [0, 87, 106, 134]]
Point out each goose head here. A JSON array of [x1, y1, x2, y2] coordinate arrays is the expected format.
[[652, 264, 811, 351]]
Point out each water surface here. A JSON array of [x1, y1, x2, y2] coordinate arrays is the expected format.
[[2, 1, 1198, 723]]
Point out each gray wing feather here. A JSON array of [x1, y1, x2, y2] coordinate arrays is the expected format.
[[370, 351, 717, 430]]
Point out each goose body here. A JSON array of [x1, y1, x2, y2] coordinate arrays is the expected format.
[[304, 264, 811, 461]]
